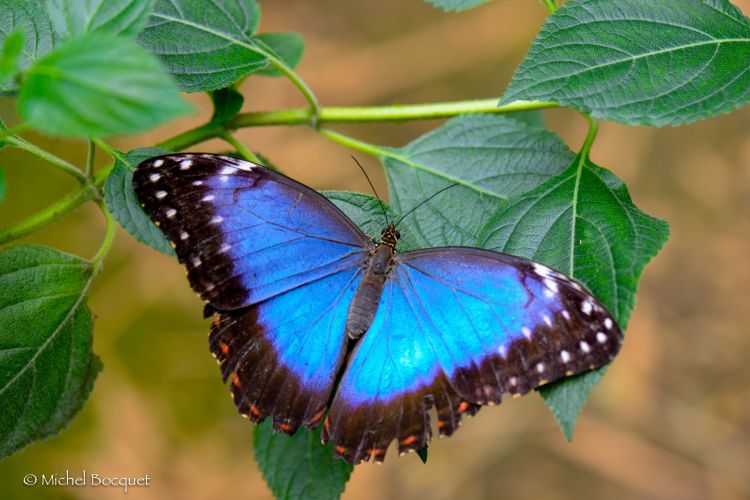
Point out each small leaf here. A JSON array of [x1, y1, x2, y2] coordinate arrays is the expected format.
[[424, 0, 493, 12], [253, 32, 304, 77], [382, 113, 574, 248], [105, 147, 175, 255], [45, 0, 154, 39], [478, 156, 669, 436], [501, 0, 750, 126], [254, 421, 353, 500], [0, 0, 57, 93], [210, 87, 244, 125], [417, 445, 429, 464], [0, 29, 24, 86], [18, 32, 191, 138], [0, 245, 101, 459], [325, 190, 419, 252], [139, 0, 268, 92]]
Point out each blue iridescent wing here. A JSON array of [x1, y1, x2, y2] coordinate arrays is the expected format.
[[133, 154, 370, 432], [323, 248, 621, 463]]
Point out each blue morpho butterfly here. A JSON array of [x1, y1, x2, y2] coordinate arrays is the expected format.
[[133, 153, 622, 465]]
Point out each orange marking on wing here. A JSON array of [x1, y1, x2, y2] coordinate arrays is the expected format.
[[250, 405, 261, 417], [458, 401, 470, 413], [308, 407, 327, 425], [400, 435, 417, 446], [231, 372, 241, 387], [437, 421, 446, 429], [278, 423, 293, 432], [212, 315, 221, 326], [370, 448, 384, 457], [219, 341, 229, 355], [323, 416, 330, 433], [335, 445, 347, 455]]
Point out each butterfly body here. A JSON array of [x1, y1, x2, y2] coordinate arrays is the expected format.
[[346, 225, 398, 340], [133, 154, 622, 465]]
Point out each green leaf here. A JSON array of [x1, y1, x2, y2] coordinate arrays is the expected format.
[[105, 147, 175, 255], [253, 32, 304, 77], [18, 32, 191, 138], [138, 0, 268, 92], [45, 0, 154, 39], [417, 445, 428, 464], [478, 155, 669, 437], [324, 190, 419, 252], [210, 87, 244, 125], [424, 0, 493, 12], [501, 0, 750, 126], [0, 245, 101, 459], [382, 114, 574, 248], [0, 29, 24, 86], [254, 421, 353, 500], [0, 0, 57, 93]]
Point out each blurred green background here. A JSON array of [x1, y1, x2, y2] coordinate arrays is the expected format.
[[1, 1, 749, 499]]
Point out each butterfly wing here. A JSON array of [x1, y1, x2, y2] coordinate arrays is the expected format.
[[133, 154, 371, 432], [133, 154, 370, 310], [323, 247, 621, 464]]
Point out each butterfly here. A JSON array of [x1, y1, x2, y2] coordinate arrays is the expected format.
[[133, 153, 622, 464]]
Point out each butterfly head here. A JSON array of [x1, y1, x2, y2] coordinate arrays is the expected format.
[[380, 223, 400, 249]]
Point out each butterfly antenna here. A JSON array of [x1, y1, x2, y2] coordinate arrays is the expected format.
[[395, 183, 458, 228], [351, 156, 389, 226]]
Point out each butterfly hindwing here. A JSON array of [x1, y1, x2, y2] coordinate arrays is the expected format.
[[323, 248, 621, 464], [133, 154, 370, 310]]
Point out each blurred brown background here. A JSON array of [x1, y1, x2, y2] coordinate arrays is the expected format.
[[1, 1, 749, 499]]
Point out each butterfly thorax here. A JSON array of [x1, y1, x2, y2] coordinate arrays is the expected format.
[[345, 224, 400, 340]]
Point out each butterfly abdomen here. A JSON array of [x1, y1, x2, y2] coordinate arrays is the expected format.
[[346, 243, 393, 340]]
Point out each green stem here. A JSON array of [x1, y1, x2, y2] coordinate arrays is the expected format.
[[219, 132, 262, 163], [251, 45, 320, 122], [86, 140, 95, 179], [318, 128, 391, 158], [0, 122, 32, 141], [4, 136, 88, 185], [541, 0, 557, 14], [163, 98, 558, 152], [0, 185, 98, 245], [91, 200, 115, 274], [92, 138, 127, 165], [580, 113, 599, 159]]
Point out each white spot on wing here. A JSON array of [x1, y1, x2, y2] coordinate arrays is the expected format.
[[180, 231, 189, 240], [149, 173, 161, 182], [580, 340, 591, 353], [219, 243, 231, 253], [533, 263, 552, 278], [192, 180, 204, 186], [220, 166, 235, 175], [202, 194, 215, 202], [562, 310, 571, 320], [560, 350, 571, 363], [522, 327, 532, 339], [220, 175, 230, 183], [536, 362, 545, 373], [180, 160, 193, 170], [211, 215, 223, 224], [604, 318, 613, 330], [192, 257, 201, 267], [498, 345, 508, 358], [581, 300, 593, 315], [596, 332, 607, 344], [155, 190, 167, 199], [153, 159, 164, 167], [165, 208, 176, 218], [509, 376, 518, 387], [543, 315, 552, 327]]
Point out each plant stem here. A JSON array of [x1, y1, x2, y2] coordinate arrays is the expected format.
[[541, 0, 557, 14], [219, 132, 262, 163], [86, 140, 95, 179], [92, 200, 116, 273], [0, 185, 98, 245], [92, 138, 127, 165], [250, 44, 320, 122], [580, 113, 599, 159], [318, 128, 391, 158], [0, 122, 32, 141], [162, 98, 558, 152], [4, 136, 88, 185]]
